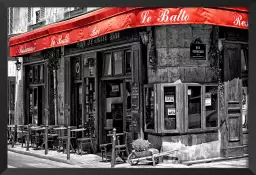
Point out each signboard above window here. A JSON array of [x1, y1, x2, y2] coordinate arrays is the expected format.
[[190, 38, 206, 60]]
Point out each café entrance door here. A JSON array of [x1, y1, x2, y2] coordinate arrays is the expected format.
[[101, 79, 132, 143], [29, 86, 43, 125]]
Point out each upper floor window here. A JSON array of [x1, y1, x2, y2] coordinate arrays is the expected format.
[[28, 7, 45, 25], [102, 49, 131, 77], [28, 64, 44, 84]]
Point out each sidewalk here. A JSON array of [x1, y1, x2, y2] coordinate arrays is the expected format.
[[7, 144, 249, 168]]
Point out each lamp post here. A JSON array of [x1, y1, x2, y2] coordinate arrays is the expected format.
[[14, 58, 21, 127]]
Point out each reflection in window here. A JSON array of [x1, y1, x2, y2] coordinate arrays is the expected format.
[[241, 47, 248, 72], [188, 86, 201, 129], [33, 66, 38, 83], [242, 87, 248, 129], [125, 50, 132, 74], [145, 87, 155, 130], [205, 86, 218, 128], [114, 51, 123, 75], [164, 87, 176, 130], [104, 53, 112, 76]]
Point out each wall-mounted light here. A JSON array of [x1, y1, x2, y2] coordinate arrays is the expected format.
[[139, 31, 150, 45], [15, 58, 21, 71], [218, 39, 223, 52]]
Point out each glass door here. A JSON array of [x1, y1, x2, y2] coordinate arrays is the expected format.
[[29, 87, 43, 126], [74, 83, 83, 128]]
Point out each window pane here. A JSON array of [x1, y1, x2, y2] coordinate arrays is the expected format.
[[33, 66, 38, 83], [188, 86, 201, 129], [125, 51, 132, 74], [145, 87, 155, 130], [39, 65, 44, 83], [104, 53, 112, 76], [164, 87, 176, 130], [205, 86, 218, 128], [242, 87, 248, 129], [114, 51, 123, 75]]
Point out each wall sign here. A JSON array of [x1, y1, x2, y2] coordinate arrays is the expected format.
[[8, 61, 16, 77], [106, 82, 120, 98], [190, 38, 206, 60]]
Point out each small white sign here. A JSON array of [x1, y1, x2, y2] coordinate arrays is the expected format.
[[165, 95, 174, 102], [112, 85, 119, 92], [167, 108, 176, 115], [205, 98, 211, 106], [188, 89, 191, 95], [8, 61, 16, 77]]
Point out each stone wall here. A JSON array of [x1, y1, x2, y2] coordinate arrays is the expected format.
[[12, 8, 28, 34], [148, 24, 218, 84], [148, 132, 220, 161]]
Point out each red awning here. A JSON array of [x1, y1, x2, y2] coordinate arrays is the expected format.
[[9, 7, 248, 57]]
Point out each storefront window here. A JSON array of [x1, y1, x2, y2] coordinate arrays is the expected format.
[[144, 86, 155, 131], [164, 87, 176, 130], [125, 50, 132, 74], [103, 53, 112, 76], [205, 86, 218, 128], [188, 86, 201, 129], [241, 45, 248, 130], [114, 51, 123, 75]]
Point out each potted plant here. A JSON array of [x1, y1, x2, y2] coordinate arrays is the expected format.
[[127, 138, 159, 165], [131, 138, 151, 157]]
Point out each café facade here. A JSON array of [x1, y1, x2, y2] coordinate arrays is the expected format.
[[9, 7, 248, 160]]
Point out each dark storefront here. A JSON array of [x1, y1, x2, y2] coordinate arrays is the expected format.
[[22, 53, 55, 126], [63, 28, 146, 149]]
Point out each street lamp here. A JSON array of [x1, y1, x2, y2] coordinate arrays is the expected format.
[[15, 58, 21, 71]]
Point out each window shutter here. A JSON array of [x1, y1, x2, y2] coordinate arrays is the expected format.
[[28, 7, 31, 23], [40, 7, 45, 19]]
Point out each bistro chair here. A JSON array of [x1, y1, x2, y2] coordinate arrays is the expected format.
[[76, 124, 95, 155], [100, 131, 129, 162]]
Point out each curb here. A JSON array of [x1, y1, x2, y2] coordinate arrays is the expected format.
[[8, 148, 78, 166], [182, 154, 249, 166]]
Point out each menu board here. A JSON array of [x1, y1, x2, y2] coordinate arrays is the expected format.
[[131, 83, 139, 112]]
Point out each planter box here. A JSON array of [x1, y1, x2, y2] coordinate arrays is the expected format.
[[134, 150, 152, 158]]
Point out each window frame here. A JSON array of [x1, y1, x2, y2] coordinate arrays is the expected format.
[[143, 84, 157, 133], [159, 83, 182, 134], [203, 84, 219, 131], [102, 52, 113, 77], [184, 83, 204, 133], [102, 48, 131, 78], [124, 50, 132, 75], [113, 50, 124, 76]]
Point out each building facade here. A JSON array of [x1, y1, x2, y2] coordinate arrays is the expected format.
[[9, 7, 248, 161]]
